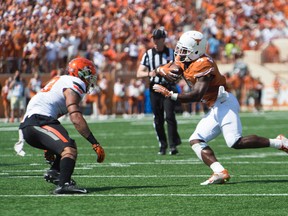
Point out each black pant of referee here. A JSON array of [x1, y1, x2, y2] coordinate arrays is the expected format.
[[150, 83, 181, 155]]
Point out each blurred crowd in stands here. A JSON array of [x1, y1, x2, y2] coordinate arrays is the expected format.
[[1, 0, 288, 122], [1, 0, 288, 74]]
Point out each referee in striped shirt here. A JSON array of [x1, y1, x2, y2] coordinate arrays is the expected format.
[[136, 28, 181, 155]]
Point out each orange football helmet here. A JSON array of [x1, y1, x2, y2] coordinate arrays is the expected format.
[[67, 57, 97, 92]]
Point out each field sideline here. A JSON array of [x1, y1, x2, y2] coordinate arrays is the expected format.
[[0, 111, 288, 216]]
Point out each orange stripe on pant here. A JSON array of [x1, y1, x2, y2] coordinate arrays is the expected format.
[[41, 125, 68, 143]]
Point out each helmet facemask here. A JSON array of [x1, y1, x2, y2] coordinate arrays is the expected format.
[[67, 57, 98, 93], [174, 31, 207, 63], [175, 43, 194, 62], [78, 66, 97, 93], [86, 74, 97, 93]]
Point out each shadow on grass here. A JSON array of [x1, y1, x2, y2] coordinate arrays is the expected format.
[[0, 163, 28, 167], [87, 184, 186, 193], [228, 179, 288, 184]]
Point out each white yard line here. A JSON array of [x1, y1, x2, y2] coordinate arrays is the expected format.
[[2, 174, 288, 178], [1, 160, 288, 172], [1, 193, 288, 197]]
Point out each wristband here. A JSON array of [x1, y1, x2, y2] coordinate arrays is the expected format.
[[171, 93, 178, 101], [87, 132, 99, 144]]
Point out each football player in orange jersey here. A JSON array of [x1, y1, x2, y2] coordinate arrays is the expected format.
[[153, 30, 288, 185]]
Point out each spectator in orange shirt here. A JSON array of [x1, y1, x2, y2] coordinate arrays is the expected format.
[[261, 41, 280, 63], [242, 71, 255, 111], [228, 70, 243, 106], [273, 74, 281, 107], [85, 88, 100, 119], [1, 77, 12, 123], [13, 28, 27, 72], [102, 44, 118, 73]]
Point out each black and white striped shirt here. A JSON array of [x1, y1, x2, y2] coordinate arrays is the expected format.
[[140, 46, 174, 87]]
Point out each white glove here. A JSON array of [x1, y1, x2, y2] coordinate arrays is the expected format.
[[14, 130, 26, 156]]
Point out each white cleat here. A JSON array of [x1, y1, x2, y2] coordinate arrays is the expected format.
[[276, 134, 288, 153], [200, 169, 230, 186]]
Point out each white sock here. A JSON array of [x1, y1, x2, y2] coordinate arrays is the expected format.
[[210, 162, 225, 173], [269, 139, 282, 149]]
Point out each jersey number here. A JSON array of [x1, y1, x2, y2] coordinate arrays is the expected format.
[[41, 76, 60, 92]]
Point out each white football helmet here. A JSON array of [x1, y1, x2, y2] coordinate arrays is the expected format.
[[175, 31, 207, 62]]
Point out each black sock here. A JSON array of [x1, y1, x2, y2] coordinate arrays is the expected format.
[[51, 155, 61, 172], [59, 157, 75, 186]]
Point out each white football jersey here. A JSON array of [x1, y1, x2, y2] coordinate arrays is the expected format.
[[24, 75, 87, 119]]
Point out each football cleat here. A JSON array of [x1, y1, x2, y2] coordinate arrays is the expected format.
[[158, 147, 167, 155], [44, 169, 60, 185], [53, 182, 87, 195], [276, 134, 288, 153], [44, 169, 76, 186], [169, 148, 179, 155], [200, 169, 230, 186]]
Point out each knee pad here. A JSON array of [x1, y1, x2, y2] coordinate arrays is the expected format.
[[191, 142, 208, 161]]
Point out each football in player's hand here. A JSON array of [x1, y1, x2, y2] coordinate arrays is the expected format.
[[168, 62, 184, 76], [156, 61, 183, 82]]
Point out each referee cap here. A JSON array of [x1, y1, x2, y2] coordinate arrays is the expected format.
[[152, 28, 166, 39]]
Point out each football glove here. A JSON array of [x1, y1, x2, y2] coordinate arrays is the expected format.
[[153, 84, 172, 97], [14, 140, 26, 157], [92, 144, 105, 163], [44, 150, 56, 165]]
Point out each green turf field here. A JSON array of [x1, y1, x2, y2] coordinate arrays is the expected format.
[[1, 111, 288, 216]]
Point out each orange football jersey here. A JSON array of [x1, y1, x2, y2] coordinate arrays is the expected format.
[[180, 54, 229, 107]]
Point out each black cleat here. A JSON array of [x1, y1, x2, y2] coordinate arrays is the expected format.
[[169, 148, 179, 155], [158, 147, 167, 155], [44, 169, 60, 185], [44, 169, 76, 186], [53, 182, 87, 194]]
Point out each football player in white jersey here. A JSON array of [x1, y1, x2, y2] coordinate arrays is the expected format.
[[17, 57, 105, 194]]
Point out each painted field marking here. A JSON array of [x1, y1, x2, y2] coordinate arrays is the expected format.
[[1, 193, 288, 198], [2, 174, 288, 178]]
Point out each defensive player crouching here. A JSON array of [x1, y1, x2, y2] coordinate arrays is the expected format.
[[18, 57, 105, 194]]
